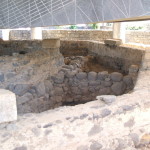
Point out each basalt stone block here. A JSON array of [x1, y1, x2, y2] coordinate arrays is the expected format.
[[99, 87, 111, 95], [44, 80, 53, 93], [54, 87, 64, 96], [89, 80, 101, 86], [0, 89, 17, 124], [71, 87, 81, 95], [76, 72, 87, 80], [101, 81, 112, 87], [111, 81, 126, 95], [52, 72, 64, 84], [13, 84, 31, 96], [110, 72, 123, 82], [36, 82, 46, 97], [97, 71, 108, 80], [0, 73, 4, 82], [42, 39, 60, 48], [123, 75, 133, 86], [88, 72, 97, 81]]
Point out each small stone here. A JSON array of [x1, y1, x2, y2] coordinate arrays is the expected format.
[[90, 141, 103, 150], [123, 75, 133, 86], [111, 82, 126, 95], [116, 139, 128, 150], [13, 84, 30, 96], [36, 82, 46, 97], [6, 72, 15, 79], [17, 92, 33, 105], [77, 145, 89, 150], [13, 146, 27, 150], [31, 127, 41, 136], [80, 114, 88, 119], [101, 109, 111, 118], [45, 130, 52, 136], [89, 87, 96, 93], [97, 71, 108, 80], [110, 72, 123, 82], [70, 116, 79, 122], [124, 117, 135, 128], [17, 96, 30, 105], [88, 72, 97, 80], [52, 72, 64, 84], [0, 73, 4, 82], [130, 133, 140, 147], [54, 87, 64, 96], [122, 105, 134, 111], [66, 117, 71, 120], [88, 125, 103, 136], [43, 123, 53, 128], [76, 72, 87, 80], [6, 124, 18, 131], [96, 95, 116, 104]]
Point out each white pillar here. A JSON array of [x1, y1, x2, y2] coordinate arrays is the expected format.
[[31, 27, 42, 40], [2, 29, 10, 41], [113, 22, 126, 43]]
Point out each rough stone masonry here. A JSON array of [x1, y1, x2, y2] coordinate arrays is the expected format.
[[0, 38, 141, 114]]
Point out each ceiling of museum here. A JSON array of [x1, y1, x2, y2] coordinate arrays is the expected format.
[[0, 0, 150, 29]]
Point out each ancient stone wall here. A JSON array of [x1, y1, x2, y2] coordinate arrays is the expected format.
[[0, 40, 42, 56], [60, 40, 145, 74], [126, 31, 150, 45], [43, 30, 113, 41], [9, 30, 113, 42], [0, 39, 144, 114], [0, 39, 64, 113], [9, 30, 150, 45]]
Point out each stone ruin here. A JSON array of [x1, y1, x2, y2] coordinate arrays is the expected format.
[[0, 38, 143, 115]]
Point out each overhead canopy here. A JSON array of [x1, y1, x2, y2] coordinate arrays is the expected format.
[[0, 0, 150, 29]]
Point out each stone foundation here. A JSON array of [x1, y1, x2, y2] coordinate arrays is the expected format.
[[0, 39, 144, 114], [61, 40, 144, 73]]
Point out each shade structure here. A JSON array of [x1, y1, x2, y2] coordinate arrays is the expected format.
[[0, 0, 150, 29]]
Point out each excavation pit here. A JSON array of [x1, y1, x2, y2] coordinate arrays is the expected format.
[[0, 39, 144, 114]]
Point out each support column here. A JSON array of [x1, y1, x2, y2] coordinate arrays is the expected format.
[[113, 22, 126, 43], [31, 27, 42, 40], [2, 29, 10, 41]]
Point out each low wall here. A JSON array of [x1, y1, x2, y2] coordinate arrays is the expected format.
[[60, 40, 145, 73], [126, 31, 150, 45], [0, 40, 64, 113], [0, 40, 42, 56], [9, 30, 150, 45], [43, 30, 113, 41], [9, 30, 113, 42]]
